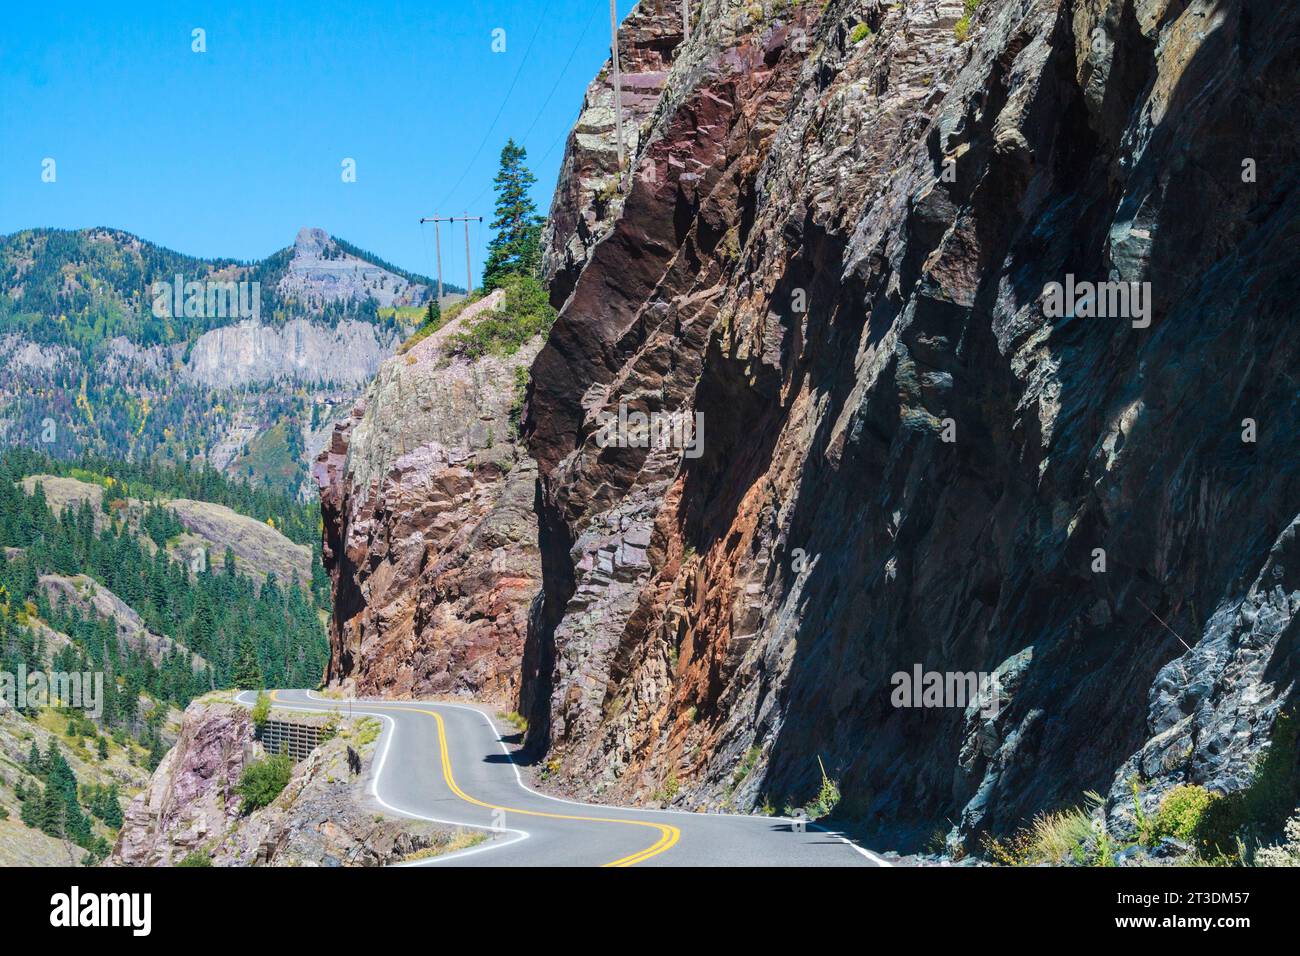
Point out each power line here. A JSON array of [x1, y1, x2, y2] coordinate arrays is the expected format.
[[462, 0, 600, 214], [518, 2, 600, 150], [437, 0, 553, 211]]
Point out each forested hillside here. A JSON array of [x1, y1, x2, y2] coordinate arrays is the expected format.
[[0, 450, 330, 866], [0, 450, 329, 699], [0, 227, 457, 498]]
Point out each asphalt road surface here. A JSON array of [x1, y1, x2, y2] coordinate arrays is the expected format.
[[235, 689, 888, 867]]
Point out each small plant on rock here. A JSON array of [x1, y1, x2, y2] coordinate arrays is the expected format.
[[1255, 810, 1300, 866], [236, 754, 292, 814], [1152, 784, 1218, 846]]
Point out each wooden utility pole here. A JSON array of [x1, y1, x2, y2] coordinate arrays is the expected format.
[[421, 213, 481, 297], [460, 212, 480, 294], [610, 0, 625, 185], [418, 215, 445, 303], [682, 0, 690, 41]]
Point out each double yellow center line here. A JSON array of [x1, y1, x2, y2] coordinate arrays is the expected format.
[[270, 691, 679, 867]]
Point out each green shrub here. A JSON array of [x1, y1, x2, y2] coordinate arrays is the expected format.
[[236, 755, 293, 814], [984, 803, 1098, 865], [178, 851, 212, 867], [808, 756, 841, 819], [849, 23, 872, 43], [1152, 784, 1218, 845], [446, 275, 555, 360], [508, 365, 530, 437]]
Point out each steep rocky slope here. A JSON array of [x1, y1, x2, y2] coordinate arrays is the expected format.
[[111, 699, 462, 866], [317, 292, 543, 704], [519, 0, 1300, 850]]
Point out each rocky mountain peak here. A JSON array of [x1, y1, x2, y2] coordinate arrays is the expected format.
[[292, 226, 333, 256], [278, 226, 430, 309]]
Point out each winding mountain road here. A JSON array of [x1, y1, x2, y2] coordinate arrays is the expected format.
[[237, 689, 888, 867]]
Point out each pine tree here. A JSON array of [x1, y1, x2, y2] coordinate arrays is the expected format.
[[232, 636, 264, 689], [482, 139, 543, 291]]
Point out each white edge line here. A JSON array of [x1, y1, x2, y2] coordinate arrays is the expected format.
[[302, 690, 893, 867], [236, 691, 529, 866]]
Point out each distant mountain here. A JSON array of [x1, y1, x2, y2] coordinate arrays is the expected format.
[[0, 226, 457, 498], [273, 227, 463, 309]]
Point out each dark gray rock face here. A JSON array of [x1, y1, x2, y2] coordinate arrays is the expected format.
[[524, 0, 1300, 849]]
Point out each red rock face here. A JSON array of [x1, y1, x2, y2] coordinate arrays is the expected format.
[[112, 702, 252, 866], [524, 0, 1300, 852], [541, 0, 690, 308], [316, 294, 543, 705]]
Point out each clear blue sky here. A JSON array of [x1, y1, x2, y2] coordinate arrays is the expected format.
[[0, 0, 633, 286]]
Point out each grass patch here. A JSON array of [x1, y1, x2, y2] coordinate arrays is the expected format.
[[497, 711, 528, 734], [984, 793, 1105, 866], [352, 717, 382, 748], [849, 22, 872, 43], [402, 829, 488, 862]]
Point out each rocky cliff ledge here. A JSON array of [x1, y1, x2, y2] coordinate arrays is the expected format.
[[111, 700, 459, 866], [316, 292, 543, 704], [521, 0, 1300, 850]]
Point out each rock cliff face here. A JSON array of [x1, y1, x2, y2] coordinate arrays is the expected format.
[[183, 318, 400, 389], [521, 0, 1300, 849], [317, 292, 543, 704], [541, 0, 690, 307]]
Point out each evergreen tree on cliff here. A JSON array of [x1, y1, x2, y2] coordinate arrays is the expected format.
[[482, 139, 543, 291]]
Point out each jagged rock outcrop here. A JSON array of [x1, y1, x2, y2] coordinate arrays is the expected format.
[[523, 0, 1300, 850], [112, 700, 456, 866], [277, 227, 431, 308], [317, 292, 543, 704], [542, 0, 690, 307]]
